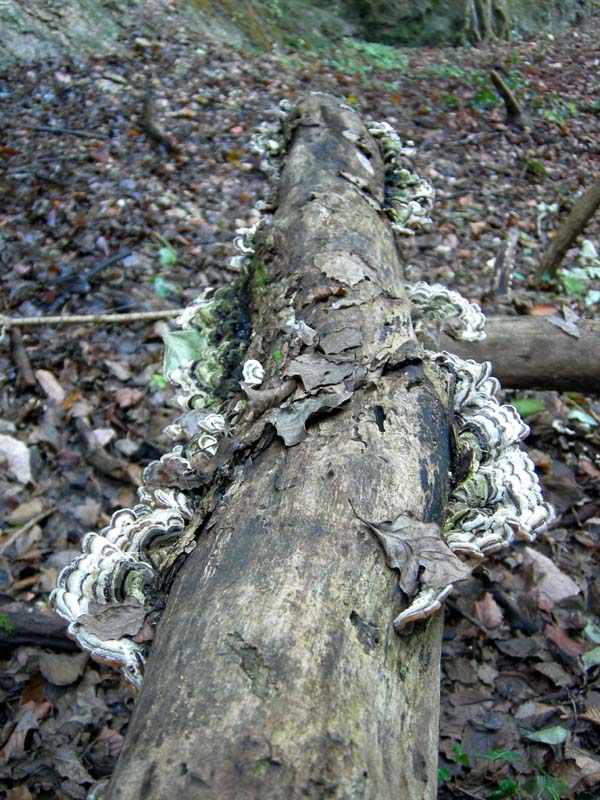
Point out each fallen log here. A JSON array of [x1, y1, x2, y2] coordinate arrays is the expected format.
[[108, 94, 454, 799], [437, 316, 600, 393]]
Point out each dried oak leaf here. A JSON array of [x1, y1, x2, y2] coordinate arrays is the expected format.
[[356, 510, 471, 597], [353, 507, 471, 628], [39, 652, 89, 687], [284, 354, 354, 391], [78, 600, 147, 640], [268, 391, 352, 447]]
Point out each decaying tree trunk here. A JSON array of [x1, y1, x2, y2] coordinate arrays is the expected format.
[[108, 95, 453, 799], [437, 316, 600, 393]]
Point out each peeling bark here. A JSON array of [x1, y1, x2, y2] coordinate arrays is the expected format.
[[108, 94, 452, 800]]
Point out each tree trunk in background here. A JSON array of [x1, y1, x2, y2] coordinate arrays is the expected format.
[[108, 93, 453, 800], [437, 316, 600, 393]]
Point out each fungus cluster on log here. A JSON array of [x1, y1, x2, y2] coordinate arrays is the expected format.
[[51, 93, 554, 800]]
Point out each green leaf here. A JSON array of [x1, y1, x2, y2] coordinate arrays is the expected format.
[[162, 329, 207, 374], [478, 748, 518, 764], [521, 772, 569, 800], [437, 768, 452, 785], [582, 646, 600, 670], [451, 742, 470, 767], [272, 350, 283, 363], [584, 289, 600, 307], [522, 726, 567, 745], [580, 240, 598, 262], [148, 373, 167, 389], [490, 778, 519, 799], [512, 398, 546, 418], [158, 246, 177, 267], [584, 622, 600, 644], [152, 274, 176, 298], [559, 272, 588, 297]]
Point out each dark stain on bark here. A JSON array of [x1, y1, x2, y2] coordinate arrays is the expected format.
[[412, 748, 428, 783], [349, 610, 381, 654]]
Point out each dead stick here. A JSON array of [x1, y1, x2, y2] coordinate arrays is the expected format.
[[535, 177, 600, 280], [490, 69, 529, 129], [491, 226, 520, 299], [10, 327, 36, 387], [0, 606, 79, 652], [0, 309, 182, 329], [0, 506, 58, 557], [7, 125, 108, 140]]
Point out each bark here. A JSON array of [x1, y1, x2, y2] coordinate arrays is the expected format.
[[437, 316, 600, 392], [536, 178, 600, 280], [108, 94, 453, 800]]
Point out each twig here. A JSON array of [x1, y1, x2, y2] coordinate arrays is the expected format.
[[84, 250, 133, 280], [7, 125, 107, 140], [445, 599, 490, 634], [535, 177, 600, 280], [75, 418, 139, 486], [10, 327, 36, 387], [0, 506, 58, 557], [490, 69, 529, 129], [140, 88, 179, 153], [491, 226, 520, 299], [1, 308, 183, 330]]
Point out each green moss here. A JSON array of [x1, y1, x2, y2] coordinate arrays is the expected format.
[[251, 255, 268, 287]]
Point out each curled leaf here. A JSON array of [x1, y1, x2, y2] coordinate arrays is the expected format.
[[352, 507, 471, 629], [268, 391, 352, 446]]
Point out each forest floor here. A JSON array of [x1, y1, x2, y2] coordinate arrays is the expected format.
[[1, 8, 600, 800]]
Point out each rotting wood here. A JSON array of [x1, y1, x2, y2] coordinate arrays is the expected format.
[[437, 316, 600, 392], [536, 178, 600, 280], [108, 94, 453, 800]]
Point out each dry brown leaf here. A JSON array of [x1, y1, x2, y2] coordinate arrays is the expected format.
[[524, 547, 580, 611], [353, 509, 471, 597], [545, 622, 586, 658], [40, 652, 89, 686], [474, 592, 504, 629], [577, 706, 600, 727], [268, 391, 352, 446]]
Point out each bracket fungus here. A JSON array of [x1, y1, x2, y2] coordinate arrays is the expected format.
[[52, 100, 555, 692]]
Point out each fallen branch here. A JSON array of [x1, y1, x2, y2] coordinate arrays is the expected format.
[[0, 604, 79, 653], [491, 226, 520, 299], [10, 327, 36, 388], [0, 506, 58, 557], [0, 309, 182, 329], [535, 178, 600, 280], [7, 125, 107, 140], [490, 69, 529, 129], [437, 315, 600, 392]]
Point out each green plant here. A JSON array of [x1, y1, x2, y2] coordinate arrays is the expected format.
[[439, 743, 570, 800], [0, 612, 15, 635], [542, 96, 579, 124], [557, 240, 600, 306], [318, 38, 409, 78]]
